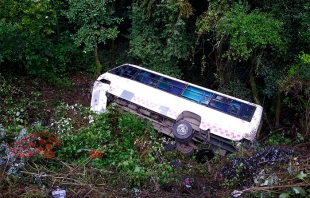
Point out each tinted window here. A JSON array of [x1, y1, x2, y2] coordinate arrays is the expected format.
[[157, 77, 186, 95], [201, 91, 213, 106], [182, 89, 201, 102], [229, 100, 242, 116], [134, 71, 160, 87], [182, 86, 213, 105], [239, 104, 256, 121], [109, 66, 256, 122], [209, 100, 230, 112], [209, 95, 232, 113], [110, 65, 138, 79]]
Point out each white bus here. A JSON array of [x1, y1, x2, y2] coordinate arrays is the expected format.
[[91, 63, 263, 156]]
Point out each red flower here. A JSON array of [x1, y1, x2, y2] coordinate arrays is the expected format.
[[40, 132, 48, 136], [21, 137, 28, 143], [19, 145, 26, 151], [14, 140, 21, 146], [47, 137, 54, 143], [28, 142, 36, 148], [36, 147, 44, 154], [19, 153, 24, 158], [30, 133, 38, 139], [53, 138, 62, 147], [90, 150, 102, 159], [45, 144, 53, 149], [26, 151, 33, 157], [44, 150, 54, 158], [38, 139, 45, 146], [90, 150, 95, 159]]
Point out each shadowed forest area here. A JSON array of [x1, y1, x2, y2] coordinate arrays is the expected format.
[[0, 0, 309, 197]]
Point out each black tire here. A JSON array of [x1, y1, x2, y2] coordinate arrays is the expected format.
[[176, 141, 194, 156], [173, 120, 194, 143], [196, 149, 215, 163]]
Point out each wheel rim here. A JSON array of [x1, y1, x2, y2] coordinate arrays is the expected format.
[[176, 123, 188, 136]]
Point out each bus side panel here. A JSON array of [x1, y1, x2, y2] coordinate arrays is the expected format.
[[105, 73, 249, 142]]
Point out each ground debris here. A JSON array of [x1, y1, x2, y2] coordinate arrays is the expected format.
[[222, 146, 294, 180]]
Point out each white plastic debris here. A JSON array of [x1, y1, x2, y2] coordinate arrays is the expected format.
[[52, 186, 66, 198], [231, 190, 243, 197]]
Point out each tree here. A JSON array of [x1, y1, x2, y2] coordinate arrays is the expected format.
[[196, 1, 284, 104], [128, 0, 194, 77], [0, 0, 57, 75], [67, 0, 122, 77], [279, 52, 310, 137]]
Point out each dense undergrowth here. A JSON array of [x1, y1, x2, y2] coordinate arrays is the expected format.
[[0, 75, 309, 198]]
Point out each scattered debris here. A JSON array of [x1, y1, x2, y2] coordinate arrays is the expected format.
[[171, 159, 182, 168], [222, 146, 294, 180], [165, 142, 175, 151], [51, 186, 66, 198], [132, 188, 140, 197], [184, 178, 194, 188]]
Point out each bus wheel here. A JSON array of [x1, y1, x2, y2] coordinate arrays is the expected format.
[[173, 121, 194, 143], [196, 149, 215, 163], [176, 141, 194, 156]]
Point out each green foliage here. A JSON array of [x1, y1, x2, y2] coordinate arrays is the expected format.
[[58, 112, 111, 159], [0, 0, 56, 67], [0, 0, 82, 82], [282, 52, 310, 94], [0, 76, 46, 126], [266, 0, 310, 59], [129, 0, 194, 77], [217, 77, 252, 100], [265, 133, 291, 146], [66, 0, 122, 52], [260, 63, 285, 97], [220, 162, 244, 189], [279, 52, 310, 136], [1, 0, 310, 195], [196, 1, 284, 62], [54, 108, 177, 187]]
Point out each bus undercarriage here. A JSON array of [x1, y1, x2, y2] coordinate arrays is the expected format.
[[108, 93, 238, 156]]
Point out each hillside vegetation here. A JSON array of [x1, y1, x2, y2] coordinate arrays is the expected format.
[[0, 0, 309, 197], [0, 74, 309, 197]]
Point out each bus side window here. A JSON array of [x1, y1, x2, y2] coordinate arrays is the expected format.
[[134, 71, 150, 84], [239, 104, 256, 121], [209, 100, 230, 112], [110, 67, 124, 76], [157, 82, 170, 92], [123, 67, 138, 78], [200, 91, 213, 106], [229, 100, 242, 116], [209, 95, 231, 113], [158, 78, 186, 95], [171, 87, 183, 95], [182, 89, 201, 102], [111, 66, 139, 79], [148, 73, 160, 87]]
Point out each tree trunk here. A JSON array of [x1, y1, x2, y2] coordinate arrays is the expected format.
[[111, 39, 115, 64], [249, 66, 261, 105], [275, 92, 281, 127], [94, 41, 102, 78], [249, 64, 263, 139]]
